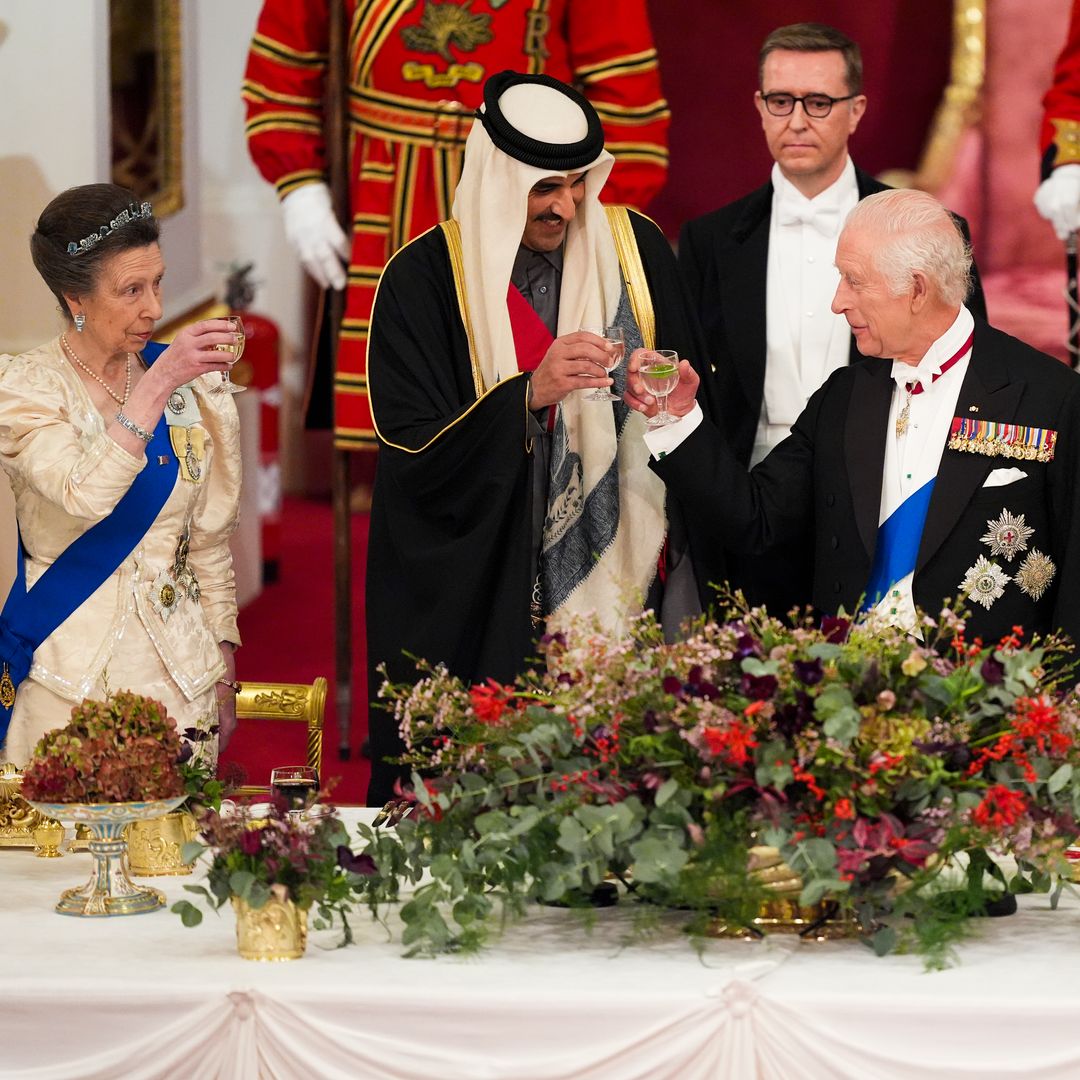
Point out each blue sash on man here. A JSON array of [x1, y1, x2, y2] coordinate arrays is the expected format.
[[862, 479, 936, 608], [0, 342, 176, 743]]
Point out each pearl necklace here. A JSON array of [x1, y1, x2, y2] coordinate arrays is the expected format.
[[61, 333, 131, 406]]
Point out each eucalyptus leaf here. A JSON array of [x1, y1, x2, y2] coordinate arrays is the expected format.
[[655, 778, 679, 807], [1048, 763, 1073, 795], [229, 870, 256, 899]]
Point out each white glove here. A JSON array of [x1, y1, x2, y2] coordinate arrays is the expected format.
[[281, 182, 350, 290], [1034, 164, 1080, 240]]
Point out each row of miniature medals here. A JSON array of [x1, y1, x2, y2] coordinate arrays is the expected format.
[[152, 386, 203, 623], [898, 390, 1058, 613]]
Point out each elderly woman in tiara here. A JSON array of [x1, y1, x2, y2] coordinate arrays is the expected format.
[[0, 183, 244, 767]]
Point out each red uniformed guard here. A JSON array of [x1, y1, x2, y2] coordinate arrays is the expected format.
[[1036, 1, 1080, 239], [243, 0, 670, 451]]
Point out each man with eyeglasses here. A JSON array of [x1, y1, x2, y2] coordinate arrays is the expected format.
[[678, 23, 986, 619]]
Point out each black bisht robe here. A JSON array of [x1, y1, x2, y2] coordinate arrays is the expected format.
[[364, 211, 706, 804]]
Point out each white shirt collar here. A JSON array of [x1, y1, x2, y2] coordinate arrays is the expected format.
[[889, 306, 975, 389], [771, 156, 857, 213]]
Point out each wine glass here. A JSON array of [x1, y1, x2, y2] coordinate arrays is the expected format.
[[579, 325, 624, 402], [211, 315, 246, 395], [639, 349, 681, 427], [269, 765, 319, 820]]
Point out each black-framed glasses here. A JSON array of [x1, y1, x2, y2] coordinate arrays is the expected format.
[[761, 92, 857, 118]]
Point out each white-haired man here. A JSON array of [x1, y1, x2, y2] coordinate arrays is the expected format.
[[630, 189, 1080, 645], [365, 71, 702, 804], [678, 24, 986, 619]]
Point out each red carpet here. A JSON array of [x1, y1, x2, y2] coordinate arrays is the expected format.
[[219, 497, 372, 804]]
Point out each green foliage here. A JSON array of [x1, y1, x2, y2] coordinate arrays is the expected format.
[[351, 604, 1080, 965], [173, 802, 371, 947]]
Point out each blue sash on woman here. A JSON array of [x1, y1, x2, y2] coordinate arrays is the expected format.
[[0, 342, 176, 743]]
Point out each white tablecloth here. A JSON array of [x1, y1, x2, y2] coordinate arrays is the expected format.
[[3, 809, 1080, 1080]]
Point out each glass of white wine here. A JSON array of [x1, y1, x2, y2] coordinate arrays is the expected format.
[[211, 315, 246, 395], [639, 349, 680, 427], [579, 325, 624, 401]]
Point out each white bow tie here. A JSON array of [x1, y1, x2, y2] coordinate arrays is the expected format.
[[777, 202, 840, 238]]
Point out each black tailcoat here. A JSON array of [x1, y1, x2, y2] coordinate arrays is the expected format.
[[653, 319, 1080, 646], [677, 166, 987, 613]]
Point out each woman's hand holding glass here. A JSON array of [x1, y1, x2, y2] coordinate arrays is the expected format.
[[153, 318, 242, 391]]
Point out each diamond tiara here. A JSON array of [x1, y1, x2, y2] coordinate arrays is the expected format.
[[67, 201, 154, 257]]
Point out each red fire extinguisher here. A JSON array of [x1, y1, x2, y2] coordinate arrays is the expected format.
[[226, 264, 282, 583]]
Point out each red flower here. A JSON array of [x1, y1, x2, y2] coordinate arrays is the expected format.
[[973, 784, 1028, 830], [833, 798, 855, 820], [239, 828, 263, 856], [701, 721, 758, 766], [469, 679, 514, 725]]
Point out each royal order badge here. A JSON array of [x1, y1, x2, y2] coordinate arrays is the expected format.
[[959, 555, 1010, 610], [1015, 550, 1056, 601], [151, 568, 181, 622], [980, 510, 1034, 562]]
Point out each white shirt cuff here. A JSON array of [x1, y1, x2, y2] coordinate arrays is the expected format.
[[642, 402, 704, 461]]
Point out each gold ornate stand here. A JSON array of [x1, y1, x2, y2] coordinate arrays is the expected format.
[[0, 763, 48, 847], [706, 846, 860, 941]]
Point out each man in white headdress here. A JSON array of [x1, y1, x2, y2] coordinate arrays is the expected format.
[[364, 71, 702, 804]]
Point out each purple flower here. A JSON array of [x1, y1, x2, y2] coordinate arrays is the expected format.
[[337, 846, 377, 876], [740, 672, 777, 701], [733, 632, 761, 661], [182, 725, 218, 742], [643, 709, 659, 733], [774, 691, 813, 738], [981, 656, 1005, 685], [662, 675, 683, 696], [794, 658, 823, 686], [821, 616, 851, 644]]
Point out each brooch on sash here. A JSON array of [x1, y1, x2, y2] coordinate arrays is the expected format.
[[948, 418, 1057, 462], [168, 426, 206, 484], [959, 555, 1010, 610], [164, 385, 205, 483], [0, 664, 15, 708]]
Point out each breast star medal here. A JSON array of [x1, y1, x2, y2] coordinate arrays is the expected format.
[[1015, 550, 1056, 601], [980, 510, 1034, 563], [959, 556, 1010, 610], [151, 568, 181, 621]]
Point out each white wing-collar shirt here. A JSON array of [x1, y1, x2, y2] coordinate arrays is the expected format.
[[756, 156, 859, 466]]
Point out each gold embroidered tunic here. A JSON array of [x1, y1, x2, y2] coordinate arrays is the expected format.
[[0, 338, 242, 765]]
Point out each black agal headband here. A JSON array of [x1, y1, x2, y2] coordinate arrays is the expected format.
[[476, 71, 605, 171]]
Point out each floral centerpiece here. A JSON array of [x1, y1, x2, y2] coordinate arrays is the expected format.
[[173, 799, 376, 958], [22, 689, 185, 802], [353, 603, 1080, 966], [21, 689, 193, 916]]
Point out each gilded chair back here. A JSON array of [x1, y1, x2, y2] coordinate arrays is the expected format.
[[231, 678, 327, 797]]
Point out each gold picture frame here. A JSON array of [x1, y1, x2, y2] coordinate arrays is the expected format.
[[110, 0, 184, 217]]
